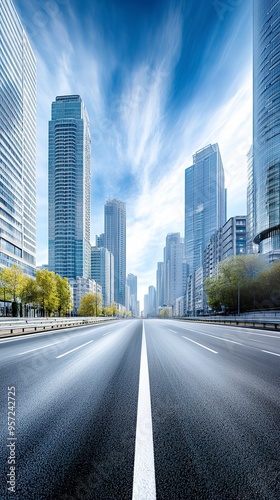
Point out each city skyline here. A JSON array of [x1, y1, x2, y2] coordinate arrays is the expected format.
[[14, 0, 253, 305]]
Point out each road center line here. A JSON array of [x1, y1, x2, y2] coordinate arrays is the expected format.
[[261, 350, 280, 357], [132, 322, 156, 500], [182, 336, 218, 354], [56, 340, 94, 358]]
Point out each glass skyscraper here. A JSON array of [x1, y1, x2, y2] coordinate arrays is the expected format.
[[185, 144, 226, 274], [253, 1, 280, 259], [0, 0, 36, 276], [104, 199, 126, 306], [48, 95, 91, 279]]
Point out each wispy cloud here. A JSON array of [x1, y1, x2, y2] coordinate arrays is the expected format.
[[15, 0, 252, 308]]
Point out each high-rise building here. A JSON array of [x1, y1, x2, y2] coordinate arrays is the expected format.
[[0, 0, 36, 276], [126, 273, 138, 316], [164, 233, 185, 307], [48, 95, 91, 279], [185, 143, 226, 274], [104, 199, 126, 306], [246, 147, 258, 255], [91, 246, 114, 307], [253, 1, 280, 260], [96, 233, 105, 248], [156, 262, 164, 309]]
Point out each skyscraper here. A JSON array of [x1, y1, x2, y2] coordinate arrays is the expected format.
[[164, 233, 185, 307], [104, 199, 126, 306], [185, 143, 226, 274], [126, 273, 138, 316], [253, 1, 280, 259], [0, 0, 36, 276], [48, 95, 91, 279], [91, 246, 114, 306]]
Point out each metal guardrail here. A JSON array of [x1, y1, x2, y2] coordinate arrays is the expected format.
[[0, 317, 118, 338], [177, 316, 280, 331]]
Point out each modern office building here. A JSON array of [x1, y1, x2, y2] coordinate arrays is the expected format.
[[246, 146, 258, 255], [0, 0, 36, 276], [96, 233, 105, 248], [126, 273, 138, 316], [156, 262, 164, 310], [91, 246, 114, 307], [253, 1, 280, 259], [69, 277, 101, 315], [48, 95, 91, 279], [204, 216, 248, 281], [185, 144, 226, 274], [104, 199, 126, 306], [164, 233, 185, 307]]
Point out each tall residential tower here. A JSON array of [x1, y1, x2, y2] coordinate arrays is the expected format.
[[253, 1, 280, 259], [185, 144, 226, 274], [104, 199, 126, 306], [48, 95, 91, 279], [0, 0, 36, 276]]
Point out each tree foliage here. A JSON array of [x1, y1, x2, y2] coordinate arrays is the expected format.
[[205, 255, 272, 313], [55, 274, 72, 316], [159, 307, 172, 318], [0, 265, 73, 317], [78, 293, 103, 317]]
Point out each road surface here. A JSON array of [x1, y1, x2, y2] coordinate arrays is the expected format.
[[0, 319, 279, 499]]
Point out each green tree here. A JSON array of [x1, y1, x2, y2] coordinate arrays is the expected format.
[[55, 274, 72, 316], [36, 269, 58, 316], [205, 255, 268, 313], [254, 260, 280, 309], [0, 264, 25, 316], [78, 293, 103, 317], [104, 302, 117, 317], [159, 307, 172, 318], [19, 275, 39, 316]]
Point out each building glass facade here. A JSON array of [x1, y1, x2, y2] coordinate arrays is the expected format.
[[185, 144, 226, 274], [48, 95, 91, 279], [91, 246, 114, 307], [0, 0, 36, 276], [104, 199, 126, 306], [253, 1, 280, 258]]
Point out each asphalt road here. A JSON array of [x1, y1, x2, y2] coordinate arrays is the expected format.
[[0, 319, 279, 499]]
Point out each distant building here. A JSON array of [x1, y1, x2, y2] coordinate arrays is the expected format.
[[91, 246, 114, 307], [156, 262, 164, 310], [69, 277, 101, 315], [48, 95, 91, 279], [164, 233, 185, 307], [0, 0, 36, 276], [148, 285, 157, 317], [104, 199, 126, 306], [253, 1, 280, 260], [96, 233, 105, 248], [126, 273, 138, 316], [185, 144, 226, 275], [204, 216, 248, 281]]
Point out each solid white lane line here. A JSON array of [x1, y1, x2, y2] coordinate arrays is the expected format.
[[186, 330, 243, 345], [132, 322, 156, 500], [56, 340, 94, 359], [182, 336, 218, 354], [261, 350, 280, 357]]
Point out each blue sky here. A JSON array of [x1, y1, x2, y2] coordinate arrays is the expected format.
[[15, 0, 252, 307]]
